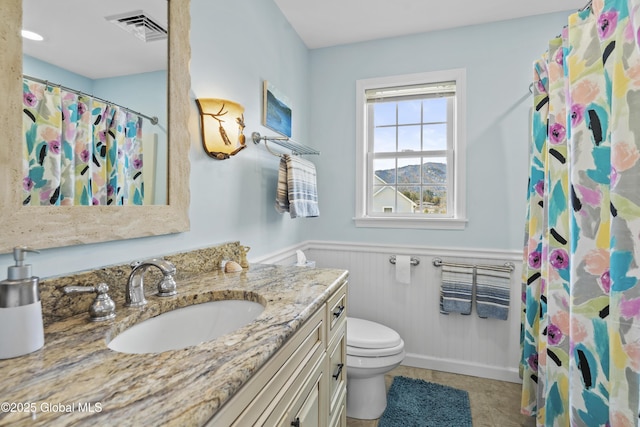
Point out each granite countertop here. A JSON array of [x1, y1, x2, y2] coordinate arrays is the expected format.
[[0, 263, 348, 426]]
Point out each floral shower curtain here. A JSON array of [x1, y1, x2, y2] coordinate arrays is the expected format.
[[22, 79, 145, 206], [521, 1, 640, 425]]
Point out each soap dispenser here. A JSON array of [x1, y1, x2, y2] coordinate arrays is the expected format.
[[0, 247, 44, 359]]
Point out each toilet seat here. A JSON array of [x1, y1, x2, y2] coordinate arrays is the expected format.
[[346, 317, 404, 357], [347, 340, 405, 357]]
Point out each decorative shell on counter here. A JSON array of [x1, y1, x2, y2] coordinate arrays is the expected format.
[[224, 261, 243, 272]]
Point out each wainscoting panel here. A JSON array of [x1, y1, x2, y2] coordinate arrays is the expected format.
[[304, 241, 524, 383]]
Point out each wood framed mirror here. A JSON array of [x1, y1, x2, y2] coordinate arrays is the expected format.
[[0, 0, 191, 254]]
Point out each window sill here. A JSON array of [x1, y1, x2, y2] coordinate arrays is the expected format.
[[354, 216, 468, 230]]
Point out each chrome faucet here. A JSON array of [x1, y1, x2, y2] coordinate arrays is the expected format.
[[125, 258, 177, 307]]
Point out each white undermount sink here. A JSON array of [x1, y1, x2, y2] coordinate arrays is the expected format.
[[108, 300, 265, 354]]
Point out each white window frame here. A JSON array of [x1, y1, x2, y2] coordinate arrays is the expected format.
[[354, 69, 467, 229]]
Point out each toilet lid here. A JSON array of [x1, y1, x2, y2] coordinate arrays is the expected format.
[[347, 317, 403, 350]]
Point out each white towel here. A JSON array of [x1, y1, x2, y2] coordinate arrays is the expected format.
[[440, 265, 474, 315], [274, 154, 319, 218], [475, 268, 511, 320]]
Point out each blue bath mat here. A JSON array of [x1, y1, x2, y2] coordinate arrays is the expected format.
[[378, 376, 472, 427]]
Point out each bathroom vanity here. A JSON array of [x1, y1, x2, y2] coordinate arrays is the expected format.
[[0, 243, 348, 426], [209, 278, 347, 427]]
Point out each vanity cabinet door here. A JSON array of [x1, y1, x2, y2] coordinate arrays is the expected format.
[[327, 323, 346, 417], [270, 359, 325, 427], [286, 372, 321, 427], [329, 398, 347, 427], [325, 282, 347, 425]]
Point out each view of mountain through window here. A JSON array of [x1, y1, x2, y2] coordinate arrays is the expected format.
[[371, 95, 450, 215]]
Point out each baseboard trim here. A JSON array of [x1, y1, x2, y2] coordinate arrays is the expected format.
[[403, 353, 522, 384]]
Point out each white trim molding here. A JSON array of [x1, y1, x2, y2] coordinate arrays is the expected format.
[[250, 241, 311, 265], [404, 353, 522, 384], [305, 240, 523, 261], [353, 216, 468, 230]]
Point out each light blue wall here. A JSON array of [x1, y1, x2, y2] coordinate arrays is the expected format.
[[3, 4, 575, 279], [23, 55, 93, 93], [184, 0, 311, 260], [306, 12, 570, 251], [2, 0, 311, 278]]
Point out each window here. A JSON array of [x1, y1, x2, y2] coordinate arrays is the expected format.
[[355, 69, 467, 229]]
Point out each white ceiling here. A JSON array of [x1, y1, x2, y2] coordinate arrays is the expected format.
[[274, 0, 587, 49], [21, 0, 587, 79], [22, 0, 167, 80]]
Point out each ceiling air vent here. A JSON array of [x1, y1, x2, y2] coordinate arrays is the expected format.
[[106, 10, 167, 42]]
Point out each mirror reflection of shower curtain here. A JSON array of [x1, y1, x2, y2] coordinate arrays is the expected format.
[[521, 2, 640, 426], [22, 78, 144, 206]]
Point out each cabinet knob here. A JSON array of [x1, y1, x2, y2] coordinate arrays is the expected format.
[[291, 417, 300, 427]]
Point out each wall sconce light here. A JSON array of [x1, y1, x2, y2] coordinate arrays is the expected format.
[[196, 98, 246, 160]]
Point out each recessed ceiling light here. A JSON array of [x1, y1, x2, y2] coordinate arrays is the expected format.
[[21, 30, 44, 41]]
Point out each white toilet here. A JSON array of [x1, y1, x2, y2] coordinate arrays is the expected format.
[[346, 317, 405, 420]]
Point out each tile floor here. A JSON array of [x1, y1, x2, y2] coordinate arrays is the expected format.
[[346, 365, 536, 427]]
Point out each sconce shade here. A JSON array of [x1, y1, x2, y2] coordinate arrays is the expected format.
[[196, 98, 246, 160]]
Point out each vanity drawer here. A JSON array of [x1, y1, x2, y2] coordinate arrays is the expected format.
[[327, 323, 346, 416], [326, 281, 347, 344]]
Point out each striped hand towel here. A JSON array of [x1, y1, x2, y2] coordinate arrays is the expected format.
[[475, 268, 511, 320], [440, 265, 474, 315], [275, 156, 289, 213], [286, 154, 320, 218]]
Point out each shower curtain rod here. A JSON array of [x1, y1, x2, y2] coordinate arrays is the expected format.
[[23, 74, 159, 125], [579, 0, 593, 11]]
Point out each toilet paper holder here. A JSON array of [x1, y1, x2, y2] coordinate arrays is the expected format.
[[389, 255, 420, 266]]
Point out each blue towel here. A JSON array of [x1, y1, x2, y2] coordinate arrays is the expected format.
[[274, 154, 320, 218], [475, 268, 511, 320], [440, 265, 474, 315]]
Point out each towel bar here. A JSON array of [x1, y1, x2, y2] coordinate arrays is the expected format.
[[252, 132, 320, 157], [432, 257, 515, 273]]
